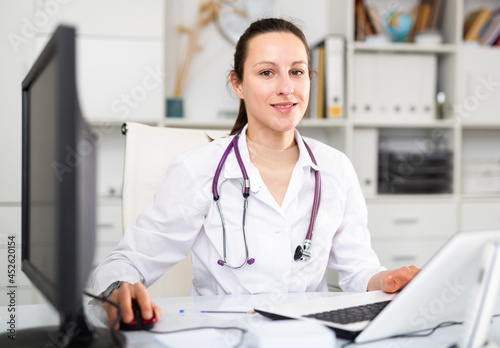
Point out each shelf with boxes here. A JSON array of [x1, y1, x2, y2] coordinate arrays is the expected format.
[[351, 126, 456, 197], [349, 50, 451, 124], [345, 0, 500, 200], [317, 0, 500, 275]]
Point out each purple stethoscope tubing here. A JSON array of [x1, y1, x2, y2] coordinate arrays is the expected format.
[[303, 140, 321, 241], [212, 132, 321, 268]]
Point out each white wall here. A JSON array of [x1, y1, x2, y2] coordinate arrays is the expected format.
[[0, 0, 36, 204]]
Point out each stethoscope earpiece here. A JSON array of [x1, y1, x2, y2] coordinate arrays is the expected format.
[[217, 258, 255, 267]]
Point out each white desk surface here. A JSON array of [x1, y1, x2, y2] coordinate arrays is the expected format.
[[1, 292, 499, 348]]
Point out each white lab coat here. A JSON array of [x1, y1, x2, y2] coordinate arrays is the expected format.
[[93, 126, 385, 296]]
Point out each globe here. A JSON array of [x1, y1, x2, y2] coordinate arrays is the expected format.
[[388, 13, 413, 42]]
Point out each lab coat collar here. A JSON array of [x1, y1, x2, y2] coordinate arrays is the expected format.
[[293, 128, 320, 172], [222, 125, 320, 191]]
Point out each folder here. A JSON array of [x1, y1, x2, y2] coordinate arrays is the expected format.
[[309, 44, 325, 119], [324, 36, 345, 118], [353, 128, 379, 196], [352, 52, 436, 123], [309, 36, 345, 119]]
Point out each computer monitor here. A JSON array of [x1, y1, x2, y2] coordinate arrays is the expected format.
[[0, 25, 124, 347]]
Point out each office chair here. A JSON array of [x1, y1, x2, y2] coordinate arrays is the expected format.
[[121, 122, 228, 297]]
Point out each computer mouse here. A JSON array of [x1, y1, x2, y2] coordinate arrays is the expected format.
[[119, 299, 157, 331]]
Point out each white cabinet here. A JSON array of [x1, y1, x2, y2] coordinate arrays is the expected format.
[[367, 200, 456, 270], [460, 49, 500, 124], [460, 200, 500, 232], [371, 239, 446, 270], [75, 38, 164, 123], [33, 0, 165, 124], [367, 201, 456, 238], [94, 199, 123, 264], [35, 0, 164, 38]]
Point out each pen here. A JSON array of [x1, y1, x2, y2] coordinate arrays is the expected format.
[[179, 309, 256, 314]]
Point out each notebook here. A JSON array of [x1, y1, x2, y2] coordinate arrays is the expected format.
[[254, 230, 500, 343]]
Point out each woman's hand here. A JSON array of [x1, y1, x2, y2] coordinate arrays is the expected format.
[[103, 282, 163, 329], [367, 266, 421, 293]]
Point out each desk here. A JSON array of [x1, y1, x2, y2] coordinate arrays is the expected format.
[[1, 293, 499, 347]]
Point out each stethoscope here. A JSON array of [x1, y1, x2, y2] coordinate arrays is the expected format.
[[212, 131, 321, 269]]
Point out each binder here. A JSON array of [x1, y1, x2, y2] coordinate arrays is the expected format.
[[309, 44, 325, 119], [324, 36, 345, 118], [309, 36, 345, 119], [353, 128, 379, 196], [352, 52, 436, 123], [316, 45, 326, 119], [308, 45, 319, 119]]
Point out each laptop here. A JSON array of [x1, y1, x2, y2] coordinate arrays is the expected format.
[[254, 230, 500, 343]]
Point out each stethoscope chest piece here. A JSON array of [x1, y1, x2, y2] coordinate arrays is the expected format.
[[294, 240, 312, 261]]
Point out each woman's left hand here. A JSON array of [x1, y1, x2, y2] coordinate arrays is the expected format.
[[368, 266, 421, 293]]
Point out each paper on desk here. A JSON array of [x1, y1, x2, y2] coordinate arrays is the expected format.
[[154, 327, 243, 348]]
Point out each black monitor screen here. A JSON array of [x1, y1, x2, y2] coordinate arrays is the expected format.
[[0, 25, 125, 347], [28, 54, 58, 288]]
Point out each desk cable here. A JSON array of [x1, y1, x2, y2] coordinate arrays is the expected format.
[[84, 291, 247, 348], [84, 291, 126, 348], [341, 313, 500, 348]]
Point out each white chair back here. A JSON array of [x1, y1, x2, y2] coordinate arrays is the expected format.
[[121, 122, 228, 297]]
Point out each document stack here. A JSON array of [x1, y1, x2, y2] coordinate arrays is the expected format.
[[378, 150, 452, 194]]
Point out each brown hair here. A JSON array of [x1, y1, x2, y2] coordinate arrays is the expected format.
[[229, 18, 312, 135]]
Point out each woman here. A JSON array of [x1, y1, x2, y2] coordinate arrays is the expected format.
[[93, 18, 420, 328]]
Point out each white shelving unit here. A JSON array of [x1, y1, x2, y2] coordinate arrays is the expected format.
[[159, 0, 500, 272], [328, 0, 500, 271]]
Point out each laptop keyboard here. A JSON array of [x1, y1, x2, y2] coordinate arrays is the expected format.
[[303, 300, 391, 325]]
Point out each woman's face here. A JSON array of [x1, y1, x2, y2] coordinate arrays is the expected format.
[[231, 31, 310, 140]]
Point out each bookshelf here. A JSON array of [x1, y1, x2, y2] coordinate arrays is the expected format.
[[170, 5, 500, 284], [108, 0, 500, 279], [163, 0, 500, 273], [341, 0, 500, 272]]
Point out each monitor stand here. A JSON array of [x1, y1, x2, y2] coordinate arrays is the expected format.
[[0, 301, 126, 347]]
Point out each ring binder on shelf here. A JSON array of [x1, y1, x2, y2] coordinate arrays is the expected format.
[[309, 36, 345, 119], [352, 52, 437, 123]]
